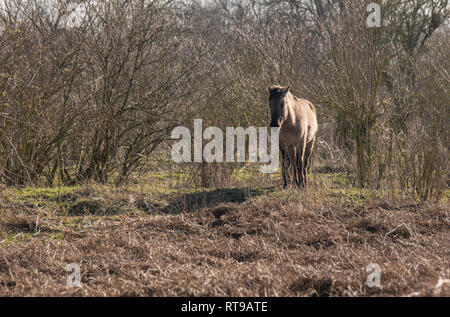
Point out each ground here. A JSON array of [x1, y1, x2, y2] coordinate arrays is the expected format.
[[0, 172, 448, 296]]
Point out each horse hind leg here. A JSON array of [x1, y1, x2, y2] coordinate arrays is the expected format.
[[291, 147, 301, 187], [280, 147, 289, 188], [303, 139, 315, 188], [297, 140, 306, 187], [289, 147, 298, 186], [283, 147, 296, 188], [295, 150, 302, 187]]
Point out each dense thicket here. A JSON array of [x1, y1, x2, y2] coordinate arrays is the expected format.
[[0, 0, 448, 201]]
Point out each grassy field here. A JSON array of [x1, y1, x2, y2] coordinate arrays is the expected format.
[[0, 172, 448, 296]]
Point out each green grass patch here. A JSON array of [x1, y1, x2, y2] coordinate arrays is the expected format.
[[8, 186, 79, 200], [0, 232, 35, 245], [311, 173, 354, 187]]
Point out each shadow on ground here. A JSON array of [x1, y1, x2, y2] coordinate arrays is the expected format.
[[161, 187, 276, 214]]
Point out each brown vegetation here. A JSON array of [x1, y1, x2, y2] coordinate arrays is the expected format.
[[0, 182, 448, 296], [0, 0, 448, 198]]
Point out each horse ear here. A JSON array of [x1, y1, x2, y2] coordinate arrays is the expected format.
[[281, 86, 290, 96]]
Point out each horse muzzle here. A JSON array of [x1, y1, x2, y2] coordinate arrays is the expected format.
[[270, 120, 280, 128]]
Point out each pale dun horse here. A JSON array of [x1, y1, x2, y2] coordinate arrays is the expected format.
[[268, 85, 318, 188]]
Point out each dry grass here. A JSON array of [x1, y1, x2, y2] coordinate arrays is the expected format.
[[0, 180, 449, 297]]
